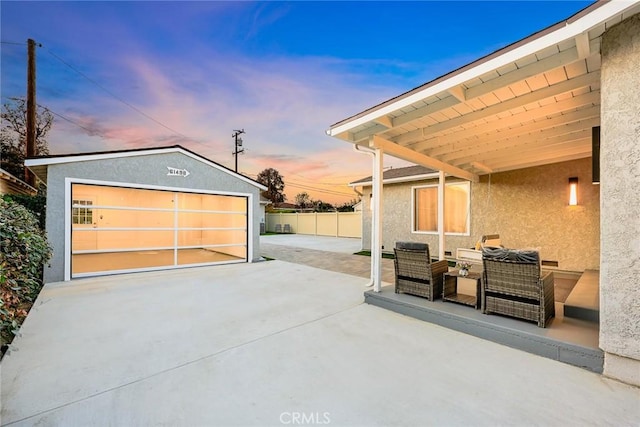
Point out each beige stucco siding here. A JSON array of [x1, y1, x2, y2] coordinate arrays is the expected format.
[[599, 13, 640, 386], [361, 157, 599, 272]]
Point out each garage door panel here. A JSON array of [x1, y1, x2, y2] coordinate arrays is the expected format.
[[219, 246, 247, 258], [95, 209, 175, 228], [175, 231, 245, 247], [89, 229, 175, 251], [177, 212, 246, 228], [200, 193, 246, 211], [72, 250, 175, 275], [71, 183, 248, 278], [198, 229, 246, 246], [105, 186, 173, 209], [72, 229, 98, 251], [176, 246, 245, 265]]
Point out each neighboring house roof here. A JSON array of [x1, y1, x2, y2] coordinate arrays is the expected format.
[[272, 202, 297, 210], [0, 167, 37, 196], [328, 1, 640, 180], [349, 165, 438, 187], [24, 145, 267, 191]]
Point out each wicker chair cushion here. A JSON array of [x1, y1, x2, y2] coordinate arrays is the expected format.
[[396, 241, 428, 251], [482, 247, 540, 264]]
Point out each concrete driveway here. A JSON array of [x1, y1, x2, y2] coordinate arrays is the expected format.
[[259, 234, 363, 254], [1, 261, 639, 426]]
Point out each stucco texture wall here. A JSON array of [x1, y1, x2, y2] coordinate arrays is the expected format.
[[43, 151, 262, 282], [362, 157, 599, 272], [599, 13, 640, 385]]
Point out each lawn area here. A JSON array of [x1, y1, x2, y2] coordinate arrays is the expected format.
[[353, 250, 395, 260]]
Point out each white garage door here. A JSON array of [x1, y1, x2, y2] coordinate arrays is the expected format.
[[70, 183, 248, 277]]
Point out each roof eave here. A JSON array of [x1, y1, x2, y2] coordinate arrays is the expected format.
[[25, 145, 268, 191], [0, 168, 38, 195], [327, 0, 633, 137]]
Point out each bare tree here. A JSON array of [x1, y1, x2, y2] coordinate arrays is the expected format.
[[1, 97, 53, 178]]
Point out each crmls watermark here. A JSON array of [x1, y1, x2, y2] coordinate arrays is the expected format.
[[279, 412, 331, 425]]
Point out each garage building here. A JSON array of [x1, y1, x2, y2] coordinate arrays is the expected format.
[[25, 145, 267, 282]]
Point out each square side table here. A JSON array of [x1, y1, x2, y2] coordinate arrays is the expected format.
[[442, 270, 482, 309]]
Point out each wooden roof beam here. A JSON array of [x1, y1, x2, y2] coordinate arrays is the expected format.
[[452, 133, 592, 167], [431, 106, 600, 158], [357, 47, 591, 143], [448, 86, 466, 102], [575, 32, 592, 59], [394, 71, 599, 145], [411, 91, 600, 153], [352, 123, 389, 142], [350, 96, 462, 142], [465, 46, 581, 100], [369, 135, 479, 182], [443, 118, 598, 164], [374, 115, 394, 129], [487, 146, 592, 172]]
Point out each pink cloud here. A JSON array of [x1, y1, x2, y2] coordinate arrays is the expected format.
[[43, 44, 411, 204]]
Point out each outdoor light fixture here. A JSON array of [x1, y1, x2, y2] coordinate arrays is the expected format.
[[568, 177, 578, 206]]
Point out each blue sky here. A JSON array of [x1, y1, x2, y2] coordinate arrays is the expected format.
[[1, 1, 593, 203]]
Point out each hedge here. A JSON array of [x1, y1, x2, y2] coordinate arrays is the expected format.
[[0, 198, 52, 347]]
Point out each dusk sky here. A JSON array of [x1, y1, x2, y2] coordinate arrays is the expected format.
[[1, 1, 592, 204]]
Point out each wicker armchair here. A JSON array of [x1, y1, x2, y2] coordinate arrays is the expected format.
[[482, 248, 555, 328], [394, 242, 449, 301]]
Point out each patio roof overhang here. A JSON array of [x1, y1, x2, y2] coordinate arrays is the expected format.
[[327, 1, 640, 181], [327, 0, 640, 292]]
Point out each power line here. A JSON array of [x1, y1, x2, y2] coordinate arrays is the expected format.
[[44, 47, 191, 139], [0, 41, 25, 46], [290, 172, 362, 185], [244, 171, 355, 198], [37, 104, 97, 134], [3, 41, 203, 146], [289, 171, 365, 185], [286, 182, 355, 198]]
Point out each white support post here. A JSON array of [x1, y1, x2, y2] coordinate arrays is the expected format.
[[438, 170, 445, 260], [371, 147, 384, 292]]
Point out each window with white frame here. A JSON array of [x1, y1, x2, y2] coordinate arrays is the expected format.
[[72, 199, 93, 225], [412, 182, 470, 234]]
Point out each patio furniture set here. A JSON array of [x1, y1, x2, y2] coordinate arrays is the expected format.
[[393, 241, 555, 328]]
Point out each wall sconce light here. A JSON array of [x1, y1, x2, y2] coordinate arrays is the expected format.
[[568, 177, 578, 206]]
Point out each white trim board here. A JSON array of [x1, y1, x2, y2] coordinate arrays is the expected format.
[[26, 146, 267, 191]]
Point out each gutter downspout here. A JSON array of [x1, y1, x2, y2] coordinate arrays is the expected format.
[[353, 144, 379, 288]]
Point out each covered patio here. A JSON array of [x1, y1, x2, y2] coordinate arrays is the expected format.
[[327, 1, 640, 386]]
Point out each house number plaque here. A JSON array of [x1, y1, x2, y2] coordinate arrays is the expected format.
[[167, 166, 190, 177]]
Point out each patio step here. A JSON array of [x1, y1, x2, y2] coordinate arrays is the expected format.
[[563, 269, 599, 322], [365, 288, 603, 373]]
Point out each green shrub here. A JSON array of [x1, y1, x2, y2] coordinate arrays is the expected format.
[[0, 198, 52, 346], [2, 192, 47, 230]]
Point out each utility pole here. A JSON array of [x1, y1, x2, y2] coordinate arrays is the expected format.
[[25, 38, 37, 186], [232, 129, 245, 172]]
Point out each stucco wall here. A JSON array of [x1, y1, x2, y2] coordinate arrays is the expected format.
[[43, 151, 262, 282], [599, 13, 640, 386], [361, 157, 599, 272]]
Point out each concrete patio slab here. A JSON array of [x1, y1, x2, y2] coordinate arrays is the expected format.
[[260, 234, 396, 284], [1, 261, 638, 426]]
